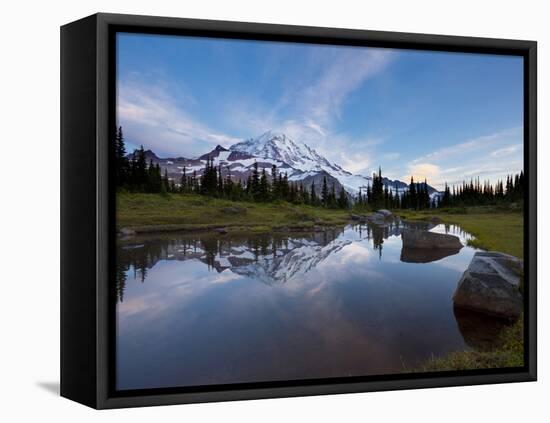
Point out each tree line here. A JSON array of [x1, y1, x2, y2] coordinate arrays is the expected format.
[[355, 167, 432, 210], [114, 126, 350, 209], [115, 126, 524, 210], [438, 172, 524, 208]]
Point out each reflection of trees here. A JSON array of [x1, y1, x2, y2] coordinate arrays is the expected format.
[[350, 221, 406, 260], [115, 261, 127, 303], [114, 220, 472, 302], [115, 229, 344, 302]]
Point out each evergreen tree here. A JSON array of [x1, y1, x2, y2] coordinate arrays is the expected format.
[[409, 176, 417, 209], [328, 184, 337, 208], [251, 162, 260, 199], [321, 176, 329, 207], [217, 164, 224, 196], [147, 159, 162, 193], [259, 168, 269, 201], [369, 167, 384, 208], [162, 168, 169, 192], [282, 173, 289, 200], [441, 183, 451, 208], [114, 126, 128, 188], [337, 187, 349, 209], [310, 181, 317, 206], [180, 166, 187, 193], [271, 165, 279, 200]]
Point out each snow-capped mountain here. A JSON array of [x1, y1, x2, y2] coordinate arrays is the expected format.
[[231, 131, 373, 194], [128, 131, 438, 198], [229, 131, 437, 196], [230, 131, 342, 174]]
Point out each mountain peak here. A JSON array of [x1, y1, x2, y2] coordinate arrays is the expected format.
[[230, 131, 325, 168], [257, 130, 286, 141], [198, 144, 230, 160]]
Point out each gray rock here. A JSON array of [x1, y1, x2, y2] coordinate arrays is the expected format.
[[119, 227, 136, 237], [366, 212, 386, 223], [377, 209, 393, 218], [350, 214, 363, 221], [216, 228, 228, 234], [221, 206, 246, 215], [453, 252, 523, 319], [402, 229, 463, 249]]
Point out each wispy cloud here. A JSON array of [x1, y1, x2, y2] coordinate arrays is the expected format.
[[490, 143, 523, 158], [293, 49, 395, 127], [223, 47, 395, 168], [403, 127, 523, 189], [410, 127, 522, 165], [118, 82, 241, 157]]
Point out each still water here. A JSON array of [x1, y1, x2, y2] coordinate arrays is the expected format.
[[115, 221, 504, 391]]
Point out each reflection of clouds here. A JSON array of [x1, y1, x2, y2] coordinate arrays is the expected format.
[[435, 249, 478, 273], [330, 242, 373, 265], [429, 223, 475, 245], [117, 260, 243, 327], [118, 296, 151, 317], [116, 223, 483, 389]]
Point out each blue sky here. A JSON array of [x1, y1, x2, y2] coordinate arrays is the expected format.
[[117, 33, 523, 189]]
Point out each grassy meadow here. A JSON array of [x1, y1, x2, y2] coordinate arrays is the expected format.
[[398, 207, 523, 259], [118, 194, 524, 260], [117, 192, 350, 233]]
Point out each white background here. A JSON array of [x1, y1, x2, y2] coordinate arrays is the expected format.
[[1, 0, 547, 421]]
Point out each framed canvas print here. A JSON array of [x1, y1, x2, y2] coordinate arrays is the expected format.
[[60, 13, 537, 409]]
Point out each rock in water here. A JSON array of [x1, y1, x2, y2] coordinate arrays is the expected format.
[[401, 229, 463, 249], [119, 227, 136, 237], [366, 212, 386, 224], [452, 252, 523, 320], [376, 209, 393, 218]]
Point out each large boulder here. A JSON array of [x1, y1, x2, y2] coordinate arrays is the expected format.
[[351, 210, 397, 225], [452, 252, 523, 320], [366, 212, 386, 224], [401, 229, 463, 249], [376, 209, 393, 218], [119, 227, 136, 237]]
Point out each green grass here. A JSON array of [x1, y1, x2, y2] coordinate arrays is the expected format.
[[413, 315, 524, 372], [117, 192, 350, 233], [398, 206, 523, 259], [118, 196, 524, 259]]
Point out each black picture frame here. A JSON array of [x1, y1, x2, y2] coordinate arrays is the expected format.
[[61, 12, 537, 409]]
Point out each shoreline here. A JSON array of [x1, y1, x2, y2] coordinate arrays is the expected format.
[[117, 193, 523, 257]]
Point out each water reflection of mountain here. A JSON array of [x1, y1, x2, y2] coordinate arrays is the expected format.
[[115, 220, 470, 302]]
